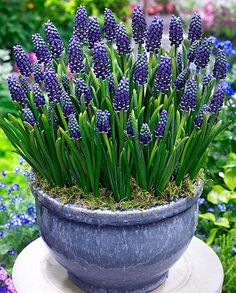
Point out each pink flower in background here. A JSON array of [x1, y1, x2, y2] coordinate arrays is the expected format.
[[13, 52, 36, 73], [199, 0, 216, 28], [0, 267, 16, 293]]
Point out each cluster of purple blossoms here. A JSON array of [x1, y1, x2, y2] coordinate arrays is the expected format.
[[0, 267, 16, 292], [213, 49, 227, 80], [116, 23, 131, 55], [95, 110, 110, 133], [139, 123, 152, 145], [169, 15, 183, 48], [45, 20, 64, 60], [126, 115, 134, 137], [188, 13, 202, 43], [146, 17, 163, 53], [194, 104, 210, 128], [88, 17, 101, 49], [32, 33, 52, 64], [107, 73, 115, 93], [187, 40, 200, 63], [209, 85, 225, 114], [33, 62, 44, 84], [33, 84, 46, 108], [134, 53, 148, 85], [194, 38, 212, 69], [22, 108, 37, 126], [132, 6, 147, 45], [104, 8, 117, 42], [93, 42, 111, 79], [180, 79, 197, 111], [202, 74, 213, 91], [174, 68, 190, 90], [73, 6, 88, 43], [20, 76, 31, 95], [75, 78, 93, 108], [155, 110, 168, 138], [61, 92, 75, 118], [113, 77, 130, 112], [13, 45, 33, 77], [7, 75, 27, 106], [68, 115, 81, 140], [68, 36, 84, 74], [62, 74, 70, 93], [155, 56, 172, 93], [177, 52, 183, 73], [44, 69, 63, 103]]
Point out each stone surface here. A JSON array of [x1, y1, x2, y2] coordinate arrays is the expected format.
[[13, 236, 223, 293]]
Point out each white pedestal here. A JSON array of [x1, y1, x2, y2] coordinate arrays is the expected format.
[[12, 237, 223, 293]]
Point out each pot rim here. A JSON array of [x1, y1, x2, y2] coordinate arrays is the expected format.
[[31, 180, 203, 226]]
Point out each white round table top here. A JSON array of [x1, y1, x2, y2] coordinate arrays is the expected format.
[[12, 236, 223, 293]]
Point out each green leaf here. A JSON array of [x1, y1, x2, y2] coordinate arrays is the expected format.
[[224, 167, 236, 191], [207, 228, 218, 245], [215, 217, 230, 228], [199, 212, 216, 222], [207, 185, 231, 204]]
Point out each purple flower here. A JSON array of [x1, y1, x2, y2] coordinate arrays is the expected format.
[[87, 17, 101, 49], [188, 13, 202, 43], [0, 204, 7, 211], [213, 49, 227, 80], [209, 85, 225, 114], [169, 15, 183, 48], [68, 36, 84, 74], [155, 110, 168, 138], [13, 45, 33, 77], [198, 198, 205, 205], [0, 182, 6, 188], [7, 249, 16, 256], [116, 23, 131, 55], [11, 196, 22, 204], [32, 33, 52, 64], [1, 170, 6, 177], [194, 38, 212, 69], [44, 69, 63, 103], [202, 74, 213, 91], [93, 42, 111, 79], [155, 56, 172, 93], [61, 92, 75, 118], [73, 6, 88, 43], [33, 84, 46, 108], [62, 74, 70, 93], [217, 203, 226, 212], [132, 6, 147, 45], [126, 115, 134, 137], [113, 77, 129, 112], [139, 123, 152, 145], [19, 76, 31, 95], [107, 73, 115, 93], [0, 231, 4, 237], [68, 115, 81, 140], [75, 78, 93, 108], [180, 79, 197, 111], [194, 104, 210, 128], [7, 75, 27, 106], [187, 40, 200, 63], [0, 267, 8, 281], [45, 20, 64, 60], [95, 110, 110, 133], [4, 222, 12, 230], [146, 16, 163, 53], [22, 108, 37, 126], [222, 81, 235, 96], [104, 8, 117, 42], [174, 68, 190, 90], [27, 203, 35, 215], [177, 52, 183, 73], [0, 196, 3, 201], [33, 62, 44, 84], [8, 183, 20, 194], [134, 52, 148, 85]]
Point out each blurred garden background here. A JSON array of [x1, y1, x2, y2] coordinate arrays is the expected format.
[[0, 0, 236, 292]]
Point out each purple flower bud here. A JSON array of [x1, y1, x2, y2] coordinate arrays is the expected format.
[[75, 78, 93, 108], [126, 115, 134, 137], [155, 110, 168, 138], [32, 33, 52, 64], [7, 75, 27, 106], [174, 68, 190, 90], [202, 74, 213, 91], [209, 85, 225, 114], [22, 108, 37, 125], [134, 52, 148, 85], [116, 23, 131, 55], [146, 16, 163, 53], [155, 56, 172, 93], [107, 73, 115, 93], [45, 20, 64, 60], [68, 36, 84, 74], [48, 103, 58, 125], [13, 45, 33, 77], [87, 17, 101, 49], [93, 42, 111, 79], [169, 15, 183, 48], [180, 79, 197, 111], [33, 84, 46, 108], [62, 74, 70, 93], [188, 13, 202, 43], [95, 110, 110, 133], [68, 115, 81, 140], [33, 62, 44, 84], [139, 123, 152, 145], [61, 92, 75, 117], [73, 6, 88, 44], [44, 69, 63, 103], [132, 6, 147, 45], [187, 40, 200, 63], [194, 38, 212, 69], [213, 49, 227, 80], [20, 76, 31, 95], [177, 52, 183, 73], [113, 77, 129, 112], [194, 104, 210, 128], [104, 8, 117, 42]]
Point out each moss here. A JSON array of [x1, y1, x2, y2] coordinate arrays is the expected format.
[[34, 171, 204, 210]]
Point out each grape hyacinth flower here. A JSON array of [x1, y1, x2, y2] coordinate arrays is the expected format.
[[132, 6, 147, 45], [169, 15, 183, 48], [155, 56, 172, 93], [45, 20, 64, 60], [209, 85, 225, 114], [32, 33, 52, 64], [134, 52, 148, 85], [33, 84, 46, 108], [194, 104, 210, 128], [187, 40, 200, 63], [116, 23, 131, 55], [180, 79, 197, 111], [155, 110, 168, 138], [139, 123, 152, 145], [68, 115, 81, 140], [93, 42, 111, 79], [75, 78, 93, 108], [194, 38, 212, 69], [7, 75, 27, 106], [88, 17, 101, 49], [177, 52, 183, 73], [20, 76, 31, 95], [146, 17, 163, 53], [68, 36, 84, 74], [213, 49, 227, 80], [22, 108, 37, 126], [73, 5, 88, 43], [61, 92, 75, 117], [107, 73, 115, 93], [104, 8, 117, 42], [188, 13, 202, 43], [174, 68, 190, 90], [62, 74, 70, 93], [13, 45, 33, 77], [202, 74, 213, 91], [95, 110, 110, 133], [33, 62, 43, 84], [113, 77, 129, 112], [44, 69, 63, 103], [126, 115, 134, 137]]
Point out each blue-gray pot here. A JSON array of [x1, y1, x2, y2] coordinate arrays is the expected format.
[[31, 181, 203, 293]]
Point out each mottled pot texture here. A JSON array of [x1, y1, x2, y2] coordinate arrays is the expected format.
[[31, 181, 203, 293]]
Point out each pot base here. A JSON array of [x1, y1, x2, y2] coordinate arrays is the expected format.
[[68, 271, 168, 293]]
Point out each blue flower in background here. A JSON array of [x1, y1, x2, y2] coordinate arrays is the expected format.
[[0, 182, 6, 188], [7, 249, 16, 256], [19, 157, 24, 165], [207, 207, 214, 213], [198, 198, 205, 205], [222, 81, 235, 96], [0, 231, 4, 237], [4, 222, 12, 230], [217, 203, 227, 213], [213, 245, 221, 251], [0, 204, 7, 211], [8, 183, 20, 194], [11, 195, 23, 204], [1, 170, 6, 177], [232, 247, 236, 254], [0, 196, 4, 201], [27, 203, 35, 215]]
